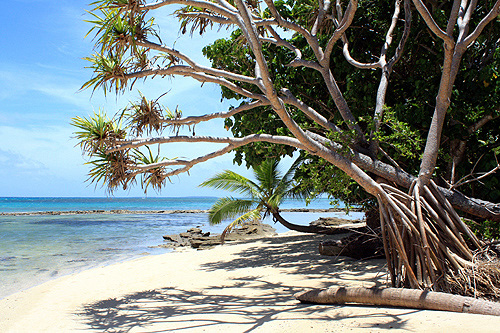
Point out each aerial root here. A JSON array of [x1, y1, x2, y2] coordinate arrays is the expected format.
[[375, 180, 500, 298]]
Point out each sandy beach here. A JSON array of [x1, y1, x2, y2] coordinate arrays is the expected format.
[[2, 231, 500, 332]]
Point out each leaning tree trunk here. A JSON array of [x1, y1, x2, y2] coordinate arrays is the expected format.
[[271, 211, 363, 235], [294, 286, 500, 316]]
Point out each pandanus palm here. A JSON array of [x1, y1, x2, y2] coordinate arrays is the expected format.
[[200, 158, 336, 240]]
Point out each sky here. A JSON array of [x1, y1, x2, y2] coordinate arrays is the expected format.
[[0, 0, 273, 197]]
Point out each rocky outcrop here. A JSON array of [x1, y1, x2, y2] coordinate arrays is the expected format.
[[159, 221, 277, 250], [310, 217, 364, 229], [0, 207, 362, 216]]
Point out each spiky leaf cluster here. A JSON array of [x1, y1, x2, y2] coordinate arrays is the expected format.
[[72, 94, 178, 193], [83, 0, 164, 94]]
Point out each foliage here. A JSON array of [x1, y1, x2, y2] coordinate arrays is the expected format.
[[72, 101, 175, 193], [72, 111, 126, 154], [467, 219, 500, 240], [202, 0, 500, 209], [200, 158, 306, 240]]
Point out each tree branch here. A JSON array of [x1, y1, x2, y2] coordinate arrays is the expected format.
[[136, 40, 259, 85], [462, 0, 500, 47], [280, 88, 342, 133], [161, 100, 270, 126], [324, 0, 358, 61], [142, 0, 237, 18], [123, 66, 265, 100], [109, 133, 306, 153], [411, 0, 453, 44]]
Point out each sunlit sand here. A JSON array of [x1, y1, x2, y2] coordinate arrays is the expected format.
[[2, 232, 499, 332]]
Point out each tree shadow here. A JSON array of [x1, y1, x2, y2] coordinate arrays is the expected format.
[[78, 233, 414, 332], [79, 285, 414, 332], [206, 233, 388, 287]]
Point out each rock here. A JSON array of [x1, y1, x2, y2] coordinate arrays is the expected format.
[[310, 217, 363, 228], [224, 221, 277, 241], [190, 238, 222, 249], [160, 220, 277, 250], [163, 234, 182, 243], [187, 227, 202, 234]]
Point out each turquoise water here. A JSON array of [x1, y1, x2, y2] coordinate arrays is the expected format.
[[0, 197, 218, 213], [0, 196, 341, 213], [0, 197, 362, 299]]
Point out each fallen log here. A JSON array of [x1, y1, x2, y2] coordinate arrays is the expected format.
[[294, 286, 500, 316]]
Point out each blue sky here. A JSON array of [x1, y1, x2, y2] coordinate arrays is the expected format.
[[0, 0, 263, 197]]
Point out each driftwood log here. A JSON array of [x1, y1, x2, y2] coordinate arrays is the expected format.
[[294, 286, 500, 316]]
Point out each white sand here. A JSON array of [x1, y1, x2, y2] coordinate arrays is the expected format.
[[1, 231, 500, 332]]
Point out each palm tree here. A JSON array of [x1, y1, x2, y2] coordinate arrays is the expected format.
[[200, 158, 336, 241]]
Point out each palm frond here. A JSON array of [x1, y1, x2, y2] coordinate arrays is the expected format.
[[253, 159, 281, 194], [221, 208, 261, 243], [208, 197, 258, 225], [200, 170, 260, 198], [122, 91, 166, 135], [272, 156, 306, 201], [282, 156, 305, 183]]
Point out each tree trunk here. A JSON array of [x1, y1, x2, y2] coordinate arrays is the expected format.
[[271, 211, 363, 235], [294, 286, 500, 316]]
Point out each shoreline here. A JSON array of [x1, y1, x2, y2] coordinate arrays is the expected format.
[[0, 211, 365, 301], [0, 207, 363, 216], [2, 231, 499, 332]]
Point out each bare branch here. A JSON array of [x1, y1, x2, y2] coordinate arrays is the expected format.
[[462, 0, 500, 47], [324, 0, 358, 61], [312, 0, 331, 36], [340, 36, 381, 69], [287, 58, 324, 71], [458, 0, 478, 41], [136, 40, 259, 85], [469, 113, 499, 132], [142, 0, 237, 18], [161, 100, 270, 126], [123, 66, 265, 100], [447, 0, 462, 36], [412, 0, 453, 44], [387, 0, 412, 69], [132, 145, 237, 177], [452, 154, 500, 189], [264, 26, 301, 58], [280, 88, 341, 133], [110, 133, 307, 152], [262, 0, 324, 61]]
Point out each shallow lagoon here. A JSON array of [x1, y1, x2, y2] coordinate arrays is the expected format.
[[0, 198, 363, 299]]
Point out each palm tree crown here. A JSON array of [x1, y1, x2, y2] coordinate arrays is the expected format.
[[200, 158, 304, 240]]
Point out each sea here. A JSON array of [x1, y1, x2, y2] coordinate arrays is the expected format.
[[0, 197, 364, 300]]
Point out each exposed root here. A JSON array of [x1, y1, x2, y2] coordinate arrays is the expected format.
[[445, 252, 500, 301], [376, 179, 497, 296]]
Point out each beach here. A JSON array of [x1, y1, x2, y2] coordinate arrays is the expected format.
[[2, 231, 500, 332], [0, 197, 365, 300]]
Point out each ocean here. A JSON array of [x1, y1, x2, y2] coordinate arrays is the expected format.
[[0, 197, 363, 299]]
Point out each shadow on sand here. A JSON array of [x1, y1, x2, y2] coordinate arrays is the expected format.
[[78, 233, 415, 332]]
